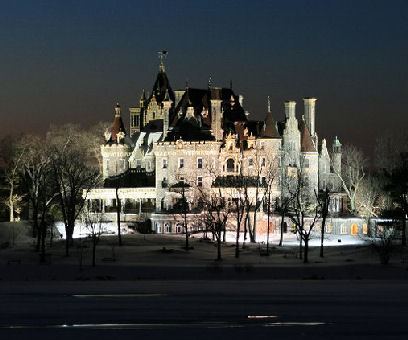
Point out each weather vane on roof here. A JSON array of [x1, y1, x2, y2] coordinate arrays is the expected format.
[[158, 50, 168, 72]]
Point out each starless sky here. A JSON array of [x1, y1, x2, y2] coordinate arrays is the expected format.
[[0, 0, 407, 156]]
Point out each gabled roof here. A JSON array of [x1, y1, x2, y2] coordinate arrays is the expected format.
[[299, 119, 317, 152]]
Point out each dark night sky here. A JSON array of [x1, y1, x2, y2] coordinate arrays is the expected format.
[[0, 0, 407, 156]]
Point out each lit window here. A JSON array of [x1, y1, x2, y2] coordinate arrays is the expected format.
[[197, 176, 203, 187], [340, 224, 348, 234], [162, 159, 168, 169], [179, 158, 184, 169], [197, 158, 203, 169]]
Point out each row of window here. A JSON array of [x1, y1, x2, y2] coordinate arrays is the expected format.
[[162, 158, 203, 169], [162, 176, 203, 187], [162, 157, 269, 170]]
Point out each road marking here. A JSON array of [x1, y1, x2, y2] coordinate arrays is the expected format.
[[264, 322, 326, 327], [72, 293, 165, 298]]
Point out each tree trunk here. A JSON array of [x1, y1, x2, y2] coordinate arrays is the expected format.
[[40, 221, 46, 263], [235, 205, 240, 258], [252, 208, 257, 243], [279, 210, 285, 247], [32, 204, 38, 238], [8, 187, 14, 222], [266, 193, 271, 255], [320, 215, 327, 258], [304, 237, 309, 263], [36, 228, 41, 252], [299, 233, 303, 260], [116, 188, 122, 246], [217, 236, 222, 261], [92, 234, 96, 267]]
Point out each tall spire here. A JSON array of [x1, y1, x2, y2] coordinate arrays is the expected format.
[[158, 50, 168, 72], [267, 96, 271, 113]]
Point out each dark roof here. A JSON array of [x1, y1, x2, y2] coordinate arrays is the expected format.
[[151, 70, 175, 103], [104, 168, 155, 188], [166, 87, 246, 141], [299, 119, 317, 152], [261, 111, 280, 138], [107, 109, 128, 145]]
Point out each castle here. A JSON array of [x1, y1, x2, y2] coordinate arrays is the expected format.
[[86, 55, 349, 235]]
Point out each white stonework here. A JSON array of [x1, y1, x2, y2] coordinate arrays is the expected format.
[[87, 64, 345, 233]]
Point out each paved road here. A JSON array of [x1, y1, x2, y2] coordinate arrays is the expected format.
[[0, 280, 407, 339]]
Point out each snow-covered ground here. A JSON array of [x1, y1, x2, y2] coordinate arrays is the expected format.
[[54, 222, 130, 239], [205, 231, 369, 247], [53, 222, 368, 247]]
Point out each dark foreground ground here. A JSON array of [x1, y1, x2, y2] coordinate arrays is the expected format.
[[1, 232, 408, 339], [1, 280, 408, 339]]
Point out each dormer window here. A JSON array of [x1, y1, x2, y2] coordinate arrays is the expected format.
[[197, 158, 203, 169], [162, 159, 168, 169]]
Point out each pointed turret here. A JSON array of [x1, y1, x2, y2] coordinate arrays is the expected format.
[[300, 117, 316, 152], [262, 112, 280, 139], [109, 102, 127, 144]]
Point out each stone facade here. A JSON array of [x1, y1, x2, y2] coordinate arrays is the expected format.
[[87, 61, 350, 234]]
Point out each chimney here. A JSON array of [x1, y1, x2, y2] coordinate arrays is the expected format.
[[303, 97, 317, 136], [284, 101, 296, 119], [239, 95, 244, 107]]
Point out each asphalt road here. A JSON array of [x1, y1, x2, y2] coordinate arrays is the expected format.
[[0, 280, 407, 339]]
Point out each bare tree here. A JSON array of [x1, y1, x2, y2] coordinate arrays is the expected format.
[[47, 124, 101, 256], [198, 187, 231, 261], [287, 166, 320, 263], [333, 144, 366, 214], [318, 188, 330, 258], [0, 135, 26, 222], [83, 207, 104, 267]]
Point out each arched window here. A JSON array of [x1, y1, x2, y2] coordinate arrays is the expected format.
[[226, 158, 235, 172]]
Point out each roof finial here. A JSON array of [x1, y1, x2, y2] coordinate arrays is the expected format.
[[208, 75, 212, 88], [157, 50, 168, 72], [267, 96, 271, 113]]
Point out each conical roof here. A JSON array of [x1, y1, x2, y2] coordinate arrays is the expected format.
[[300, 119, 316, 152], [261, 111, 280, 138], [108, 103, 127, 144]]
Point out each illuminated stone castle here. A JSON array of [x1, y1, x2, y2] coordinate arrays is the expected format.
[[88, 55, 346, 233]]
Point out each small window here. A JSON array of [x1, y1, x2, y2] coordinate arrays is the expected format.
[[136, 159, 141, 168], [363, 224, 368, 235], [197, 176, 203, 187], [178, 158, 184, 169], [303, 158, 309, 168], [165, 223, 171, 233], [261, 157, 266, 167], [226, 158, 235, 172], [340, 224, 348, 234], [248, 158, 254, 167], [197, 158, 203, 169], [162, 159, 168, 169]]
